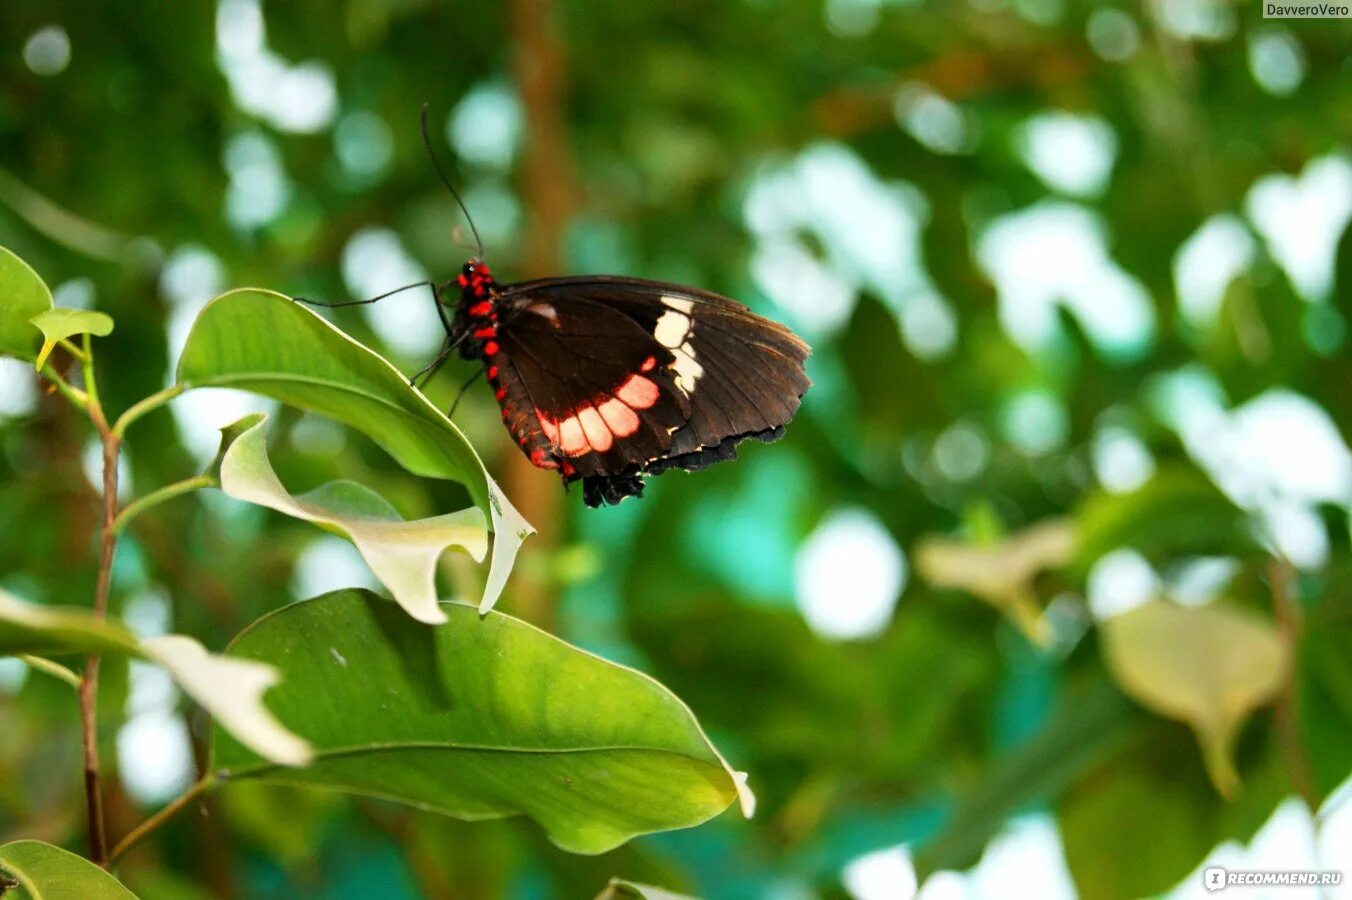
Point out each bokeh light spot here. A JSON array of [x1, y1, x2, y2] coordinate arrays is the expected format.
[[23, 26, 70, 76], [795, 508, 906, 640], [1248, 27, 1305, 97], [1087, 549, 1158, 622]]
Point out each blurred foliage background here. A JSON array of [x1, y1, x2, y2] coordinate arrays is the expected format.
[[1, 0, 1350, 897]]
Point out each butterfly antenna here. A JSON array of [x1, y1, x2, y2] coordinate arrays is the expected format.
[[421, 103, 485, 260]]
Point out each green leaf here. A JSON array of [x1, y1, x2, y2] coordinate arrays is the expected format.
[[213, 589, 754, 855], [214, 414, 488, 623], [1100, 600, 1286, 797], [28, 308, 114, 369], [913, 677, 1145, 876], [0, 589, 309, 766], [176, 289, 532, 613], [1074, 466, 1256, 570], [1058, 737, 1286, 900], [0, 588, 141, 658], [596, 879, 697, 900], [0, 246, 54, 360], [0, 840, 138, 899]]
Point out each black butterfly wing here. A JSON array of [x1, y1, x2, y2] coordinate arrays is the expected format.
[[491, 294, 690, 475], [494, 276, 811, 505]]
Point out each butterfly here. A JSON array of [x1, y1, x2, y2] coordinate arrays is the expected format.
[[439, 260, 810, 506], [302, 108, 810, 507]]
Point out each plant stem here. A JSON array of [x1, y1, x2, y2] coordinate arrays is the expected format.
[[78, 337, 120, 866], [108, 773, 214, 865], [18, 655, 81, 689], [59, 337, 88, 362], [1269, 557, 1319, 812], [112, 475, 216, 536], [113, 383, 187, 438]]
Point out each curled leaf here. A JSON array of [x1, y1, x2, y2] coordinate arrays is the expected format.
[[0, 590, 309, 767], [29, 308, 114, 369], [914, 519, 1076, 643], [214, 414, 488, 624], [1100, 599, 1287, 796], [143, 635, 312, 767], [177, 289, 532, 612]]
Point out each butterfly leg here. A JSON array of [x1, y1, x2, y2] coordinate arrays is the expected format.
[[446, 369, 484, 418], [410, 337, 455, 388]]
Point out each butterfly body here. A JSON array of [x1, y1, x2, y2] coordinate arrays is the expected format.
[[447, 259, 810, 507]]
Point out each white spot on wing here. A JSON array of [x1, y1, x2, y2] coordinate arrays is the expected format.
[[663, 295, 695, 313], [654, 309, 691, 349], [673, 340, 704, 394], [527, 302, 559, 324]]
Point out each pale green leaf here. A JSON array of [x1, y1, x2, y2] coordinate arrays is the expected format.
[[597, 878, 698, 900], [0, 840, 138, 899], [1100, 600, 1287, 796], [29, 308, 114, 369], [0, 589, 309, 766], [142, 635, 312, 767], [176, 288, 532, 613], [0, 245, 54, 360], [214, 413, 488, 624], [914, 518, 1076, 643], [213, 589, 754, 855]]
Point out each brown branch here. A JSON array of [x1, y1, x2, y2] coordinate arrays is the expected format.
[[1269, 558, 1319, 812], [74, 336, 122, 867], [505, 0, 575, 630], [79, 395, 120, 865], [77, 397, 120, 864]]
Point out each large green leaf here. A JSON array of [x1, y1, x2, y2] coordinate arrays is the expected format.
[[176, 289, 531, 613], [0, 840, 137, 899], [28, 308, 114, 369], [0, 590, 309, 765], [213, 414, 488, 624], [0, 246, 54, 360], [212, 589, 753, 855]]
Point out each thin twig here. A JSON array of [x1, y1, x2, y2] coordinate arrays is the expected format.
[[108, 773, 215, 865], [1269, 557, 1319, 812], [112, 383, 187, 438], [37, 362, 88, 409], [112, 475, 215, 535], [0, 166, 133, 261]]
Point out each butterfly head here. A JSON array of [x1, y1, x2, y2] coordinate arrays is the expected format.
[[458, 259, 494, 293]]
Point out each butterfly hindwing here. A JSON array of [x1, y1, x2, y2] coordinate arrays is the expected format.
[[493, 295, 689, 478], [493, 276, 810, 505]]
